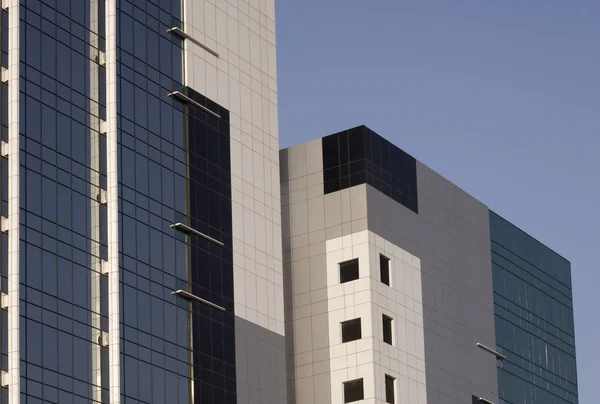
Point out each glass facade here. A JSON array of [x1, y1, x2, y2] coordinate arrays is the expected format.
[[16, 1, 108, 403], [118, 1, 238, 403], [0, 0, 238, 403], [117, 0, 195, 404], [321, 125, 418, 213], [490, 211, 578, 404], [186, 88, 236, 403]]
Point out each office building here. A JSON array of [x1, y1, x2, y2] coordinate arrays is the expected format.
[[280, 125, 578, 404], [1, 0, 284, 403]]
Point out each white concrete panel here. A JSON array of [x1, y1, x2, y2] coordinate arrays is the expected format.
[[322, 230, 427, 404], [6, 1, 21, 403], [106, 1, 121, 403]]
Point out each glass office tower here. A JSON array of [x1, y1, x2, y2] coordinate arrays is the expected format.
[[0, 1, 285, 403]]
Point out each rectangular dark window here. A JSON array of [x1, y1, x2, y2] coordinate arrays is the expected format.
[[340, 258, 359, 284], [341, 318, 362, 343], [383, 315, 393, 345], [380, 254, 390, 286], [385, 375, 395, 403], [343, 378, 364, 403]]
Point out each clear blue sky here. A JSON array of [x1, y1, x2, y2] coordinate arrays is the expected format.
[[276, 0, 598, 401]]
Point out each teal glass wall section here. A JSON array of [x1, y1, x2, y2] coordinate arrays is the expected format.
[[490, 211, 578, 404]]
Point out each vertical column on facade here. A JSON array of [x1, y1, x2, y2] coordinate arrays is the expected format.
[[0, 3, 5, 399], [89, 0, 107, 402], [179, 1, 194, 401], [181, 0, 189, 86], [105, 1, 120, 403], [5, 0, 19, 403]]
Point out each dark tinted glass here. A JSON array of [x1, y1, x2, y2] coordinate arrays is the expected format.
[[490, 211, 578, 404], [19, 0, 111, 402], [383, 315, 393, 345], [340, 258, 359, 284], [322, 125, 418, 213], [186, 88, 236, 402], [385, 375, 395, 404], [380, 255, 390, 286], [343, 378, 364, 403], [341, 318, 361, 343]]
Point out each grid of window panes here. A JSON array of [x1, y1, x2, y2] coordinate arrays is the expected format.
[[490, 211, 578, 404], [186, 87, 236, 403], [17, 0, 109, 403], [322, 125, 418, 213], [116, 0, 195, 403]]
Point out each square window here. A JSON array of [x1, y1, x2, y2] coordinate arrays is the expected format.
[[339, 258, 359, 284], [383, 315, 393, 345], [385, 375, 395, 403], [343, 378, 364, 403], [380, 254, 390, 286], [341, 318, 361, 343]]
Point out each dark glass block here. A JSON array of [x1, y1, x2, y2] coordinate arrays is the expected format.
[[365, 128, 372, 161], [371, 163, 382, 179], [339, 130, 349, 165], [323, 167, 339, 184], [339, 176, 350, 189], [322, 126, 418, 210], [371, 176, 382, 193], [349, 172, 366, 187], [322, 134, 340, 169], [371, 132, 381, 165], [339, 163, 350, 178], [324, 179, 339, 194], [382, 182, 392, 198], [349, 159, 366, 175], [187, 87, 236, 400], [348, 126, 366, 162], [381, 138, 390, 173]]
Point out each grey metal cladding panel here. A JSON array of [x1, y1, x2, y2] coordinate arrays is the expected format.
[[236, 316, 287, 404], [281, 140, 324, 208], [281, 139, 324, 181], [366, 161, 498, 402], [280, 140, 334, 404]]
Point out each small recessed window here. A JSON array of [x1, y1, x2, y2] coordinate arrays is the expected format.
[[340, 258, 359, 284], [341, 318, 362, 343], [380, 254, 390, 286], [343, 378, 364, 403], [385, 375, 395, 403], [383, 315, 393, 345]]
